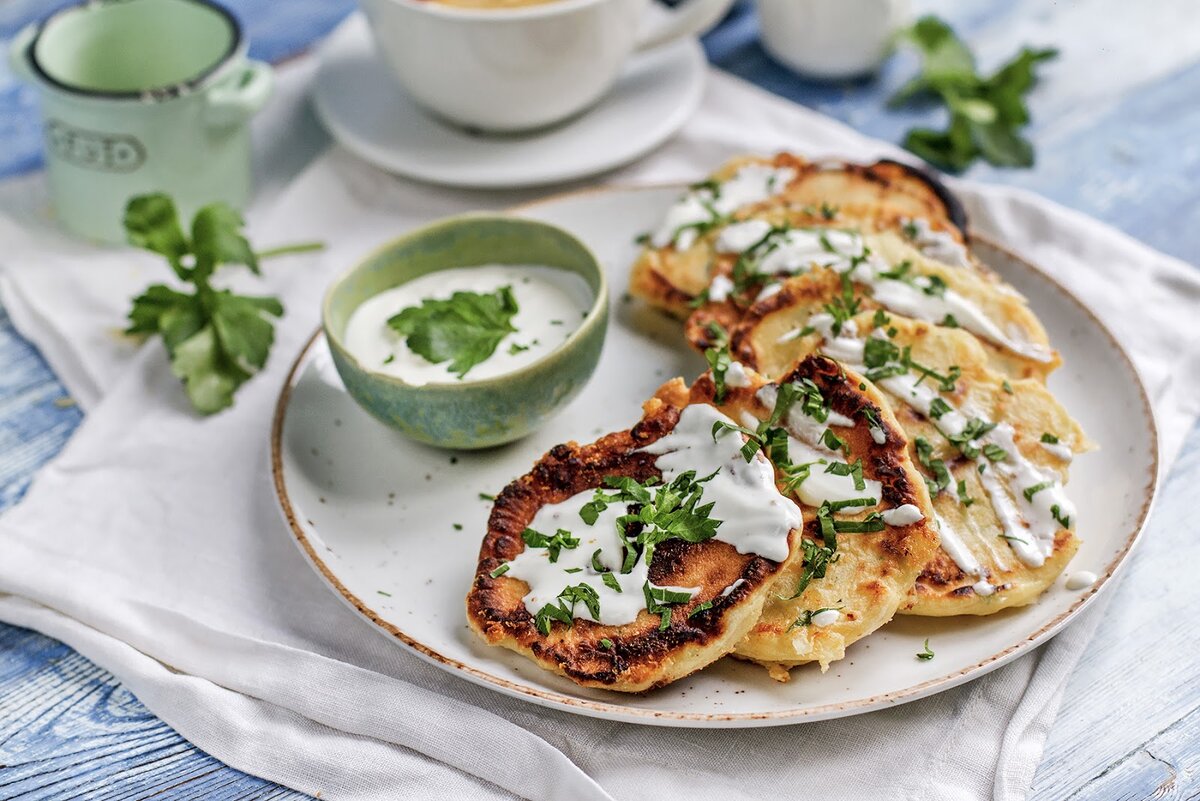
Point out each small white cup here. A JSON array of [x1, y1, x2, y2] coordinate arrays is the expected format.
[[756, 0, 909, 80], [359, 0, 736, 132]]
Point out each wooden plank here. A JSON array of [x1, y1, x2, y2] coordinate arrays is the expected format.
[[1031, 421, 1200, 799]]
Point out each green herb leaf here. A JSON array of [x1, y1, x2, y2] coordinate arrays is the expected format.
[[387, 286, 519, 379], [892, 16, 1057, 172], [917, 638, 935, 660], [123, 194, 320, 414], [1023, 481, 1055, 502], [1041, 432, 1059, 444]]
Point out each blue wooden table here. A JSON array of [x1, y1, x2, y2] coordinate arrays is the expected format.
[[3, 0, 1199, 798]]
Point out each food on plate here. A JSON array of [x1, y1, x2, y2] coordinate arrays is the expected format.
[[732, 300, 1092, 615], [466, 376, 805, 691], [460, 151, 1095, 693], [343, 264, 592, 385], [718, 354, 939, 678], [628, 153, 1056, 380], [467, 353, 940, 686]]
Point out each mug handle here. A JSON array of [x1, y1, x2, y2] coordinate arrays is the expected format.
[[8, 24, 39, 83], [205, 60, 274, 129], [635, 0, 737, 51]]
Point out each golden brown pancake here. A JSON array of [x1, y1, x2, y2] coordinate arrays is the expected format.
[[722, 357, 939, 677], [732, 299, 1092, 615], [466, 378, 805, 692]]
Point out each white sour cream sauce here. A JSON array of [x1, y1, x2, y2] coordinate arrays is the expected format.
[[651, 164, 797, 250], [504, 404, 802, 626], [710, 222, 1053, 364], [343, 265, 591, 386], [814, 320, 1078, 574]]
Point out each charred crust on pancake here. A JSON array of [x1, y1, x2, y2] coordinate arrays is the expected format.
[[875, 159, 969, 237], [467, 387, 795, 690]]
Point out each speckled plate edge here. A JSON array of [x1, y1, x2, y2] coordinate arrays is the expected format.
[[269, 184, 1160, 727]]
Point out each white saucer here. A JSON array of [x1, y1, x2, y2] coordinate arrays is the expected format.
[[311, 13, 707, 189]]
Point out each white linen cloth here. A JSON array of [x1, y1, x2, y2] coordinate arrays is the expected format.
[[1, 55, 1198, 801]]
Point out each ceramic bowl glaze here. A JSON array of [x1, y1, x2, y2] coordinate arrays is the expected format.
[[322, 214, 608, 449]]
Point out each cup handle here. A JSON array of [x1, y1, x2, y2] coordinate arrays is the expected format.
[[205, 60, 274, 129], [634, 0, 736, 51], [8, 24, 39, 83]]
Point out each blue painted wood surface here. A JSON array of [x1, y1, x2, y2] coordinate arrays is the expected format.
[[2, 0, 1198, 798]]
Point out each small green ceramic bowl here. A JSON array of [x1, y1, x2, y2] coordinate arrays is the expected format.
[[322, 214, 608, 450]]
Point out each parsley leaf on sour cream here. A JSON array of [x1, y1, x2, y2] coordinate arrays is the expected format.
[[387, 286, 520, 378]]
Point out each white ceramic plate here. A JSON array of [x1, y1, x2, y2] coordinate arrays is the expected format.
[[311, 14, 706, 189], [271, 186, 1158, 727]]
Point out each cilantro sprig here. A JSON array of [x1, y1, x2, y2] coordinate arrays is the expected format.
[[124, 194, 323, 414], [387, 286, 519, 379], [891, 16, 1058, 171]]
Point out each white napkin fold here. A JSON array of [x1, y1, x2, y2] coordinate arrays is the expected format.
[[1, 62, 1198, 801]]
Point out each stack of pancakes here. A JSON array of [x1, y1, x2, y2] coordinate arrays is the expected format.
[[467, 154, 1091, 691]]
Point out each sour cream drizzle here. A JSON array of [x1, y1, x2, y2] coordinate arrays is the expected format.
[[711, 222, 1053, 363], [813, 320, 1076, 570], [651, 165, 797, 250], [899, 216, 971, 268], [503, 404, 802, 627]]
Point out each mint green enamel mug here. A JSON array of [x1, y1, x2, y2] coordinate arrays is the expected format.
[[8, 0, 272, 243]]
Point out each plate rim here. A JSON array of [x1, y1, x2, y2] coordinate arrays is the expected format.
[[310, 14, 708, 190], [269, 183, 1160, 727]]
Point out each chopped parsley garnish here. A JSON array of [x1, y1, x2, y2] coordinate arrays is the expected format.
[[581, 472, 721, 570], [902, 221, 921, 241], [1051, 504, 1071, 528], [821, 428, 847, 453], [521, 526, 580, 563], [956, 478, 975, 507], [788, 606, 841, 630], [704, 322, 733, 402], [1002, 380, 1014, 394], [643, 583, 695, 630], [863, 336, 901, 369], [941, 314, 960, 328], [821, 202, 839, 220], [823, 275, 862, 336], [917, 638, 935, 661], [922, 275, 948, 297], [382, 354, 396, 365], [1023, 481, 1055, 502], [862, 407, 886, 443], [452, 523, 463, 531], [599, 638, 614, 650], [388, 286, 519, 379], [947, 418, 997, 458], [601, 572, 622, 592], [489, 563, 510, 578], [872, 308, 892, 329], [377, 590, 392, 597], [479, 492, 496, 501], [981, 443, 1008, 462], [534, 583, 601, 635], [507, 342, 530, 355], [780, 538, 840, 600], [914, 436, 952, 495], [564, 567, 582, 574], [929, 397, 953, 419], [825, 458, 867, 491], [1041, 432, 1059, 444], [689, 600, 715, 618]]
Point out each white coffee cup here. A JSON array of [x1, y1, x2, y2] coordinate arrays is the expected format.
[[359, 0, 736, 132], [756, 0, 909, 80]]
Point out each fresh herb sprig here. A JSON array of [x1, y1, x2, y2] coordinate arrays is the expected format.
[[124, 194, 323, 414], [891, 16, 1058, 171], [387, 286, 519, 379]]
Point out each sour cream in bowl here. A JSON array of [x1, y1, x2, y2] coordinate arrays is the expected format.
[[322, 214, 608, 449]]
